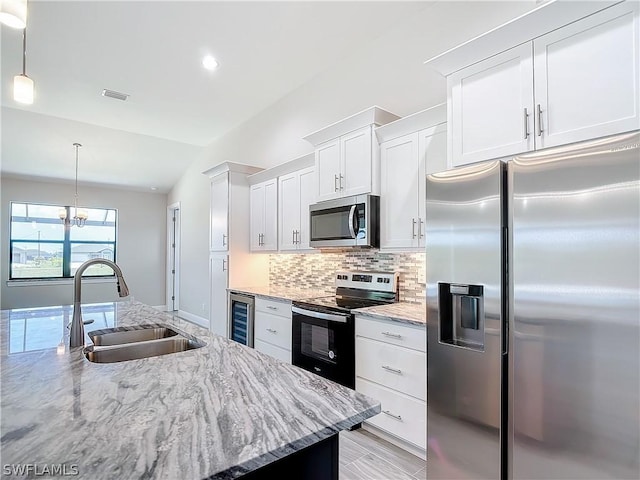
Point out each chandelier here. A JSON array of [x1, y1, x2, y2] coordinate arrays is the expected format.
[[59, 143, 88, 228]]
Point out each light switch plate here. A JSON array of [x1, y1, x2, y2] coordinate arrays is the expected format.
[[418, 266, 426, 285]]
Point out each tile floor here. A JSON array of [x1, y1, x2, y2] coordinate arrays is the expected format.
[[339, 428, 426, 480]]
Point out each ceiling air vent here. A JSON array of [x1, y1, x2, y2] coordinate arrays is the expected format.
[[101, 89, 129, 101]]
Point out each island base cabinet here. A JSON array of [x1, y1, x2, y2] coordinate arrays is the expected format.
[[242, 433, 339, 480], [356, 378, 426, 451], [255, 339, 291, 364]]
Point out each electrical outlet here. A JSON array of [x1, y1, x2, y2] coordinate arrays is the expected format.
[[418, 267, 426, 285]]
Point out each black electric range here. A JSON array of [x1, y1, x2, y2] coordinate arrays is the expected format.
[[291, 271, 398, 389]]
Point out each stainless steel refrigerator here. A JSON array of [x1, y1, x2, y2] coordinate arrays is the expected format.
[[425, 131, 639, 479]]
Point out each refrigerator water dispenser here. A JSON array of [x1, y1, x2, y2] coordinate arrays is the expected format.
[[438, 283, 484, 350]]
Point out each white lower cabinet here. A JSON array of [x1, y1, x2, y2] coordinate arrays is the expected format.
[[356, 378, 427, 450], [355, 315, 426, 454], [254, 297, 292, 363]]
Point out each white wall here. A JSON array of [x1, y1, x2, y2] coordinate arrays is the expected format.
[[168, 1, 538, 318], [1, 176, 167, 309]]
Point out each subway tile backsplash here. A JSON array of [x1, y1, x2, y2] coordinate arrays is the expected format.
[[269, 250, 425, 304]]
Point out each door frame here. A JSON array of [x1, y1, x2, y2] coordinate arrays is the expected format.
[[166, 202, 181, 311]]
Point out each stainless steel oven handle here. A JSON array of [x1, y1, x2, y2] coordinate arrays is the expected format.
[[292, 306, 349, 323], [348, 205, 357, 239]]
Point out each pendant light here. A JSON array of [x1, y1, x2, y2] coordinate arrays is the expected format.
[[59, 143, 89, 228], [13, 25, 34, 104], [0, 0, 27, 29]]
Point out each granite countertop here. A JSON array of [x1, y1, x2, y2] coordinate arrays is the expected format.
[[228, 285, 331, 302], [353, 302, 426, 327], [0, 300, 380, 479]]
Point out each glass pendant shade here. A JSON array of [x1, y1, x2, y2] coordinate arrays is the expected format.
[[13, 73, 33, 104], [0, 0, 27, 29]]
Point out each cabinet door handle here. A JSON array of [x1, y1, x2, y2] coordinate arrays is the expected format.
[[412, 218, 417, 239], [266, 305, 278, 311], [294, 230, 299, 244], [419, 218, 424, 239], [292, 229, 296, 244], [222, 259, 227, 271], [222, 233, 227, 246], [536, 104, 543, 137], [382, 365, 403, 375], [382, 410, 402, 421], [339, 174, 344, 191], [266, 328, 277, 334], [523, 108, 529, 139], [334, 174, 339, 192], [381, 331, 402, 339]]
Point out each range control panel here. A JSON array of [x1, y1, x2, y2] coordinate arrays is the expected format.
[[335, 271, 398, 293]]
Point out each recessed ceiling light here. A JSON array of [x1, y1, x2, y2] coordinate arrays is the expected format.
[[150, 186, 158, 191], [202, 55, 219, 71]]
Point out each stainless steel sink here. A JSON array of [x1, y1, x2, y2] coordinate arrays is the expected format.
[[88, 325, 180, 346], [84, 336, 204, 364]]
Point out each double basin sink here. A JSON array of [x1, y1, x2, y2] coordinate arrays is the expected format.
[[84, 324, 205, 364]]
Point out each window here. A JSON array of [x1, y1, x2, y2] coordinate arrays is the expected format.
[[9, 202, 117, 280]]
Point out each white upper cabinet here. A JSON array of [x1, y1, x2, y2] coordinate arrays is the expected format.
[[377, 105, 447, 250], [315, 126, 373, 201], [315, 139, 341, 201], [304, 106, 400, 202], [533, 3, 640, 149], [449, 43, 534, 167], [250, 179, 278, 252], [341, 126, 373, 197], [209, 173, 229, 251], [427, 1, 640, 168], [380, 133, 420, 249], [279, 166, 315, 251]]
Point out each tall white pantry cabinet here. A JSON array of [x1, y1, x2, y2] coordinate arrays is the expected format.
[[204, 162, 268, 336]]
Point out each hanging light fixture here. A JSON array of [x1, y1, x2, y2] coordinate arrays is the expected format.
[[0, 0, 27, 29], [59, 143, 89, 228], [13, 25, 34, 104]]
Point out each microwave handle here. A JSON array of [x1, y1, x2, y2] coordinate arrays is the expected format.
[[348, 205, 357, 239]]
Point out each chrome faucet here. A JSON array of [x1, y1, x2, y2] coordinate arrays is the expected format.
[[70, 258, 130, 348]]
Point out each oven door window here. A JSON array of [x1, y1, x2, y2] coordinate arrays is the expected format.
[[301, 323, 337, 364]]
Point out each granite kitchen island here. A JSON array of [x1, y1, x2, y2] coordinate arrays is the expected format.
[[0, 301, 380, 479]]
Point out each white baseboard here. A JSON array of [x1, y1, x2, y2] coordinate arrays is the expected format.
[[177, 310, 209, 329], [361, 423, 426, 461]]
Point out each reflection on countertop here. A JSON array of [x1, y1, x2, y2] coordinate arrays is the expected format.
[[354, 302, 426, 327], [228, 285, 332, 302], [1, 300, 380, 479]]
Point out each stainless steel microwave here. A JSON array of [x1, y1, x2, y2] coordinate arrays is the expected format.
[[309, 194, 379, 248]]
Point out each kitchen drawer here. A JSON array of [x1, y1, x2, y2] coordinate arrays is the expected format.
[[255, 339, 291, 364], [356, 378, 426, 450], [356, 337, 426, 401], [255, 297, 291, 317], [254, 311, 292, 350], [356, 315, 426, 352]]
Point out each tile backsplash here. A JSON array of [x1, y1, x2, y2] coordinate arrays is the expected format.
[[269, 250, 425, 303]]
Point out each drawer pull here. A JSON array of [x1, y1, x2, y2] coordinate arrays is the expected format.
[[266, 306, 278, 311], [381, 331, 402, 339], [266, 328, 277, 334], [381, 365, 402, 375], [382, 410, 402, 421]]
